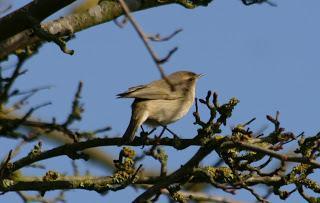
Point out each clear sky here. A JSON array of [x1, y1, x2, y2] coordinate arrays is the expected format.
[[1, 0, 320, 202]]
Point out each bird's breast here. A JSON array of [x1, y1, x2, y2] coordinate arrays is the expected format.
[[144, 94, 195, 126]]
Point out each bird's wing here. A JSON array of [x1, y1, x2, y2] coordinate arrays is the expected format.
[[117, 80, 182, 100]]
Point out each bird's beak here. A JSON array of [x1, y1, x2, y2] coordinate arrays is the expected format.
[[196, 73, 204, 78]]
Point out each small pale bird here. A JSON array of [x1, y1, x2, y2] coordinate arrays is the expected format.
[[118, 71, 202, 143]]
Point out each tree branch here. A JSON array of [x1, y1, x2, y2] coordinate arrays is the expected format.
[[4, 136, 203, 174], [0, 169, 283, 193], [0, 0, 76, 42], [133, 143, 217, 202], [0, 0, 212, 59]]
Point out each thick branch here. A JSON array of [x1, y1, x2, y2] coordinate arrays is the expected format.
[[1, 175, 117, 192], [133, 141, 220, 202], [0, 0, 211, 59], [0, 173, 282, 193], [4, 134, 320, 176], [0, 0, 76, 42], [8, 137, 202, 173], [0, 111, 158, 177]]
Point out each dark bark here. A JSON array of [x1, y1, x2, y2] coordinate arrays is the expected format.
[[0, 0, 76, 42]]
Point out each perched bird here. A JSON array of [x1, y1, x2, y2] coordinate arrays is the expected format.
[[118, 71, 202, 143]]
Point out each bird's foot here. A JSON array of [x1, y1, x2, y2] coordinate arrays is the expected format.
[[139, 127, 157, 148]]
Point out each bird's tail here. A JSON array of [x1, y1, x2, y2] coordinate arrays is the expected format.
[[122, 110, 148, 143]]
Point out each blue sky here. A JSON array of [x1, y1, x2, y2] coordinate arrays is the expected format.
[[1, 0, 320, 202]]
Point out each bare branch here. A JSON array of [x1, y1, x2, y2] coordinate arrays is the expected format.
[[117, 0, 174, 88], [147, 29, 183, 42], [0, 0, 212, 59], [0, 0, 76, 42]]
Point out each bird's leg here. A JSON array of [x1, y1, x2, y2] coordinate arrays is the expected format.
[[140, 126, 157, 136], [149, 127, 157, 135], [140, 126, 152, 134], [140, 126, 146, 133], [139, 126, 157, 149], [147, 127, 166, 150], [139, 126, 148, 148], [161, 125, 181, 140], [158, 127, 166, 138]]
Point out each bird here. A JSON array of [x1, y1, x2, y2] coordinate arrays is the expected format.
[[117, 71, 202, 143]]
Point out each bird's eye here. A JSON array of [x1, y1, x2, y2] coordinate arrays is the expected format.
[[188, 78, 194, 82]]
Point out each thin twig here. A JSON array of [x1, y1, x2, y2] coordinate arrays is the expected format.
[[117, 0, 175, 89], [147, 28, 183, 42]]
